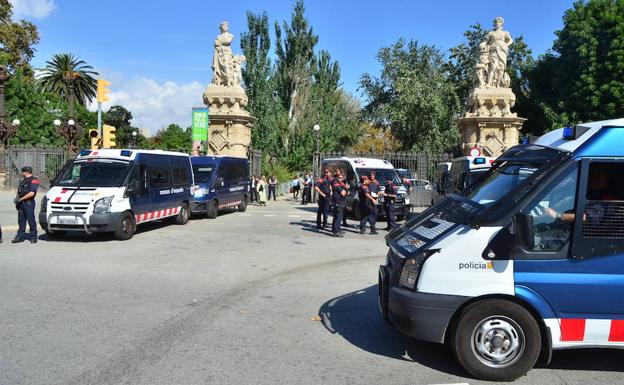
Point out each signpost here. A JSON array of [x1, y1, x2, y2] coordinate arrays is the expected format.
[[191, 107, 209, 154]]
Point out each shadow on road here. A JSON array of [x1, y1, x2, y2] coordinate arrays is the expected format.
[[318, 285, 465, 376], [319, 285, 624, 378], [289, 220, 362, 237]]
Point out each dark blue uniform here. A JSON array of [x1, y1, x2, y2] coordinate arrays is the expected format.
[[368, 179, 380, 230], [315, 177, 332, 228], [16, 175, 40, 241], [358, 184, 374, 234], [331, 179, 347, 236], [384, 181, 398, 230]]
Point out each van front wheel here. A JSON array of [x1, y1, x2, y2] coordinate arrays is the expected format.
[[451, 299, 541, 382], [115, 211, 136, 240], [238, 197, 248, 212], [207, 200, 218, 219], [175, 203, 190, 225]]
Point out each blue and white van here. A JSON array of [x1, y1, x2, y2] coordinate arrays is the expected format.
[[39, 149, 193, 240], [190, 156, 250, 218], [379, 119, 624, 381]]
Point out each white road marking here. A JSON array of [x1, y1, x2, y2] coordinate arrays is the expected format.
[[287, 214, 301, 218], [263, 214, 276, 217]]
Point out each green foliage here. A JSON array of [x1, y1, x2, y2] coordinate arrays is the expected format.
[[0, 0, 40, 76], [151, 124, 192, 152], [37, 53, 98, 106], [102, 105, 148, 148], [360, 39, 460, 153], [263, 161, 293, 182]]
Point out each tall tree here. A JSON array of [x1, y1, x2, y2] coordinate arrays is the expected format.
[[0, 0, 40, 75], [152, 124, 192, 152], [360, 39, 460, 153], [37, 53, 98, 106]]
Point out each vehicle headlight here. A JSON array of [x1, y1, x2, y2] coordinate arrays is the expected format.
[[40, 195, 48, 212], [93, 196, 114, 214], [399, 249, 439, 290]]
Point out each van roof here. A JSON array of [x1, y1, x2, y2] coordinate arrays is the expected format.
[[76, 149, 189, 161], [322, 157, 395, 169], [190, 155, 247, 164], [535, 118, 624, 157]]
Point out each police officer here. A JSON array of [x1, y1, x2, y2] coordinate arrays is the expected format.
[[383, 179, 398, 231], [12, 166, 40, 243], [368, 171, 381, 233], [314, 169, 332, 229], [331, 171, 348, 237], [358, 176, 378, 234]]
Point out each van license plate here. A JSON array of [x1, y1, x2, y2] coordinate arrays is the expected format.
[[59, 217, 79, 225]]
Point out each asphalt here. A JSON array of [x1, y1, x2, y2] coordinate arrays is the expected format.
[[0, 196, 623, 385]]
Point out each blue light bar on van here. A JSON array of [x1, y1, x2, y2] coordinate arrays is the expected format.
[[79, 150, 92, 156], [473, 157, 486, 165], [120, 150, 133, 157], [563, 126, 574, 140]]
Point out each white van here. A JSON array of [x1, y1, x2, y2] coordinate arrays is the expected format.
[[39, 149, 193, 240], [322, 157, 410, 220]]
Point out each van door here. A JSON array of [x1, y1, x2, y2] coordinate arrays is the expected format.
[[515, 159, 624, 341], [214, 162, 232, 208], [127, 163, 151, 218]]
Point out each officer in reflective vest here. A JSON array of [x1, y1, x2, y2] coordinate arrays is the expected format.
[[314, 169, 332, 229], [368, 171, 381, 233], [383, 179, 398, 230], [12, 166, 40, 243], [331, 171, 348, 237]]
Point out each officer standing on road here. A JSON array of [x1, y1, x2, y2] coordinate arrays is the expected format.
[[12, 166, 40, 243], [331, 171, 348, 237], [314, 169, 332, 230], [383, 179, 398, 231], [358, 176, 378, 235], [368, 171, 381, 233]]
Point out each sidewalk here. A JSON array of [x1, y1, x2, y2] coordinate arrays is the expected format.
[[0, 190, 19, 232]]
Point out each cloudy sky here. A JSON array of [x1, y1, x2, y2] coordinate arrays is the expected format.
[[12, 0, 574, 134]]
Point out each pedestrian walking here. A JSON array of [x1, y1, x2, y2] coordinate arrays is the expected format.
[[383, 179, 398, 231], [291, 174, 301, 200], [257, 175, 267, 206], [301, 173, 312, 205], [250, 175, 257, 203], [358, 176, 378, 235], [268, 174, 277, 201], [331, 171, 348, 237], [314, 169, 332, 229], [12, 166, 40, 243]]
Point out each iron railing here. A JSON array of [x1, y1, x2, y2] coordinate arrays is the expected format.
[[3, 145, 67, 190]]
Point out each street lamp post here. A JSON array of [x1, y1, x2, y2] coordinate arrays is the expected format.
[[132, 130, 137, 148], [54, 72, 83, 154], [313, 123, 320, 203], [0, 65, 21, 177]]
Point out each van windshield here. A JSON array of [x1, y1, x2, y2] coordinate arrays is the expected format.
[[193, 165, 214, 184], [356, 168, 401, 185], [56, 160, 131, 187], [464, 162, 539, 206]]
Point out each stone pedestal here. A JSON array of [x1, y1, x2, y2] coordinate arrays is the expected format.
[[458, 87, 525, 157], [202, 84, 255, 158]]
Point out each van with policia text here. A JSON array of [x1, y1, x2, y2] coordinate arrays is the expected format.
[[190, 156, 250, 218], [322, 157, 410, 221], [378, 118, 624, 381], [39, 149, 193, 240]]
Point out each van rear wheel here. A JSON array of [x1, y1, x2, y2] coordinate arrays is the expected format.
[[114, 211, 136, 240], [207, 200, 218, 219], [451, 299, 541, 382], [175, 202, 190, 225], [238, 197, 248, 212]]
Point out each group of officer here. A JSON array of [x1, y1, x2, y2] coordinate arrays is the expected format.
[[313, 168, 398, 237], [0, 166, 39, 244]]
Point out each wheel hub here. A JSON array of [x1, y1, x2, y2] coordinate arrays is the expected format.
[[471, 316, 525, 368]]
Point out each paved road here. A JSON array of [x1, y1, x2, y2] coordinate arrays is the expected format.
[[1, 197, 622, 385]]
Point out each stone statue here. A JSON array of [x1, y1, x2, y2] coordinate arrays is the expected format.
[[472, 42, 489, 89], [484, 17, 513, 88], [211, 21, 246, 87]]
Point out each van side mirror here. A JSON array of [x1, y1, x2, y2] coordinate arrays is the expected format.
[[482, 227, 516, 260], [214, 177, 224, 188], [515, 212, 535, 250]]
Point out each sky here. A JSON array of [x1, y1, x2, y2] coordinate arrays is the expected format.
[[11, 0, 575, 134]]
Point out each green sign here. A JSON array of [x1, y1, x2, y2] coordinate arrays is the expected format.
[[191, 107, 209, 142]]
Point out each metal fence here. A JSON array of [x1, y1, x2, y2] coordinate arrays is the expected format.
[[318, 151, 449, 207], [248, 147, 262, 178], [3, 145, 67, 190]]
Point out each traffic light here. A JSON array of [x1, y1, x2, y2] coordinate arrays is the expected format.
[[102, 124, 116, 148], [89, 129, 101, 150], [97, 79, 111, 103]]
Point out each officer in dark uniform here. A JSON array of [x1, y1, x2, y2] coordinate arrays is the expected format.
[[368, 171, 381, 233], [358, 176, 378, 234], [331, 171, 348, 237], [383, 179, 398, 230], [314, 169, 332, 229], [13, 166, 40, 243]]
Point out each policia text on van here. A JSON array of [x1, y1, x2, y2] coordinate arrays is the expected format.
[[379, 119, 624, 381]]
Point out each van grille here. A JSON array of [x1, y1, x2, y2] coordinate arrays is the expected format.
[[50, 203, 89, 214]]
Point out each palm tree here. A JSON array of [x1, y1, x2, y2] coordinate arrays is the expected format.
[[37, 53, 99, 106]]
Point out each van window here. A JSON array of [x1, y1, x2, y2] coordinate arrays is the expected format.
[[149, 166, 171, 188], [581, 162, 624, 239], [193, 165, 214, 184], [56, 160, 131, 187]]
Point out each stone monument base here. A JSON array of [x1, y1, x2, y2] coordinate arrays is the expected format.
[[458, 115, 525, 157], [202, 84, 255, 158]]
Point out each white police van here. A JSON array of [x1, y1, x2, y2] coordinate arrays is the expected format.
[[322, 157, 410, 220], [379, 119, 624, 381], [39, 149, 193, 240]]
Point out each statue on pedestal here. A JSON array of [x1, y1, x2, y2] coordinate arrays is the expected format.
[[484, 17, 513, 88], [211, 21, 246, 87]]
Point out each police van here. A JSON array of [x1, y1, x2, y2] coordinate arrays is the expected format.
[[379, 119, 624, 381], [39, 149, 193, 240], [322, 157, 409, 220], [446, 155, 495, 195], [190, 156, 250, 218]]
